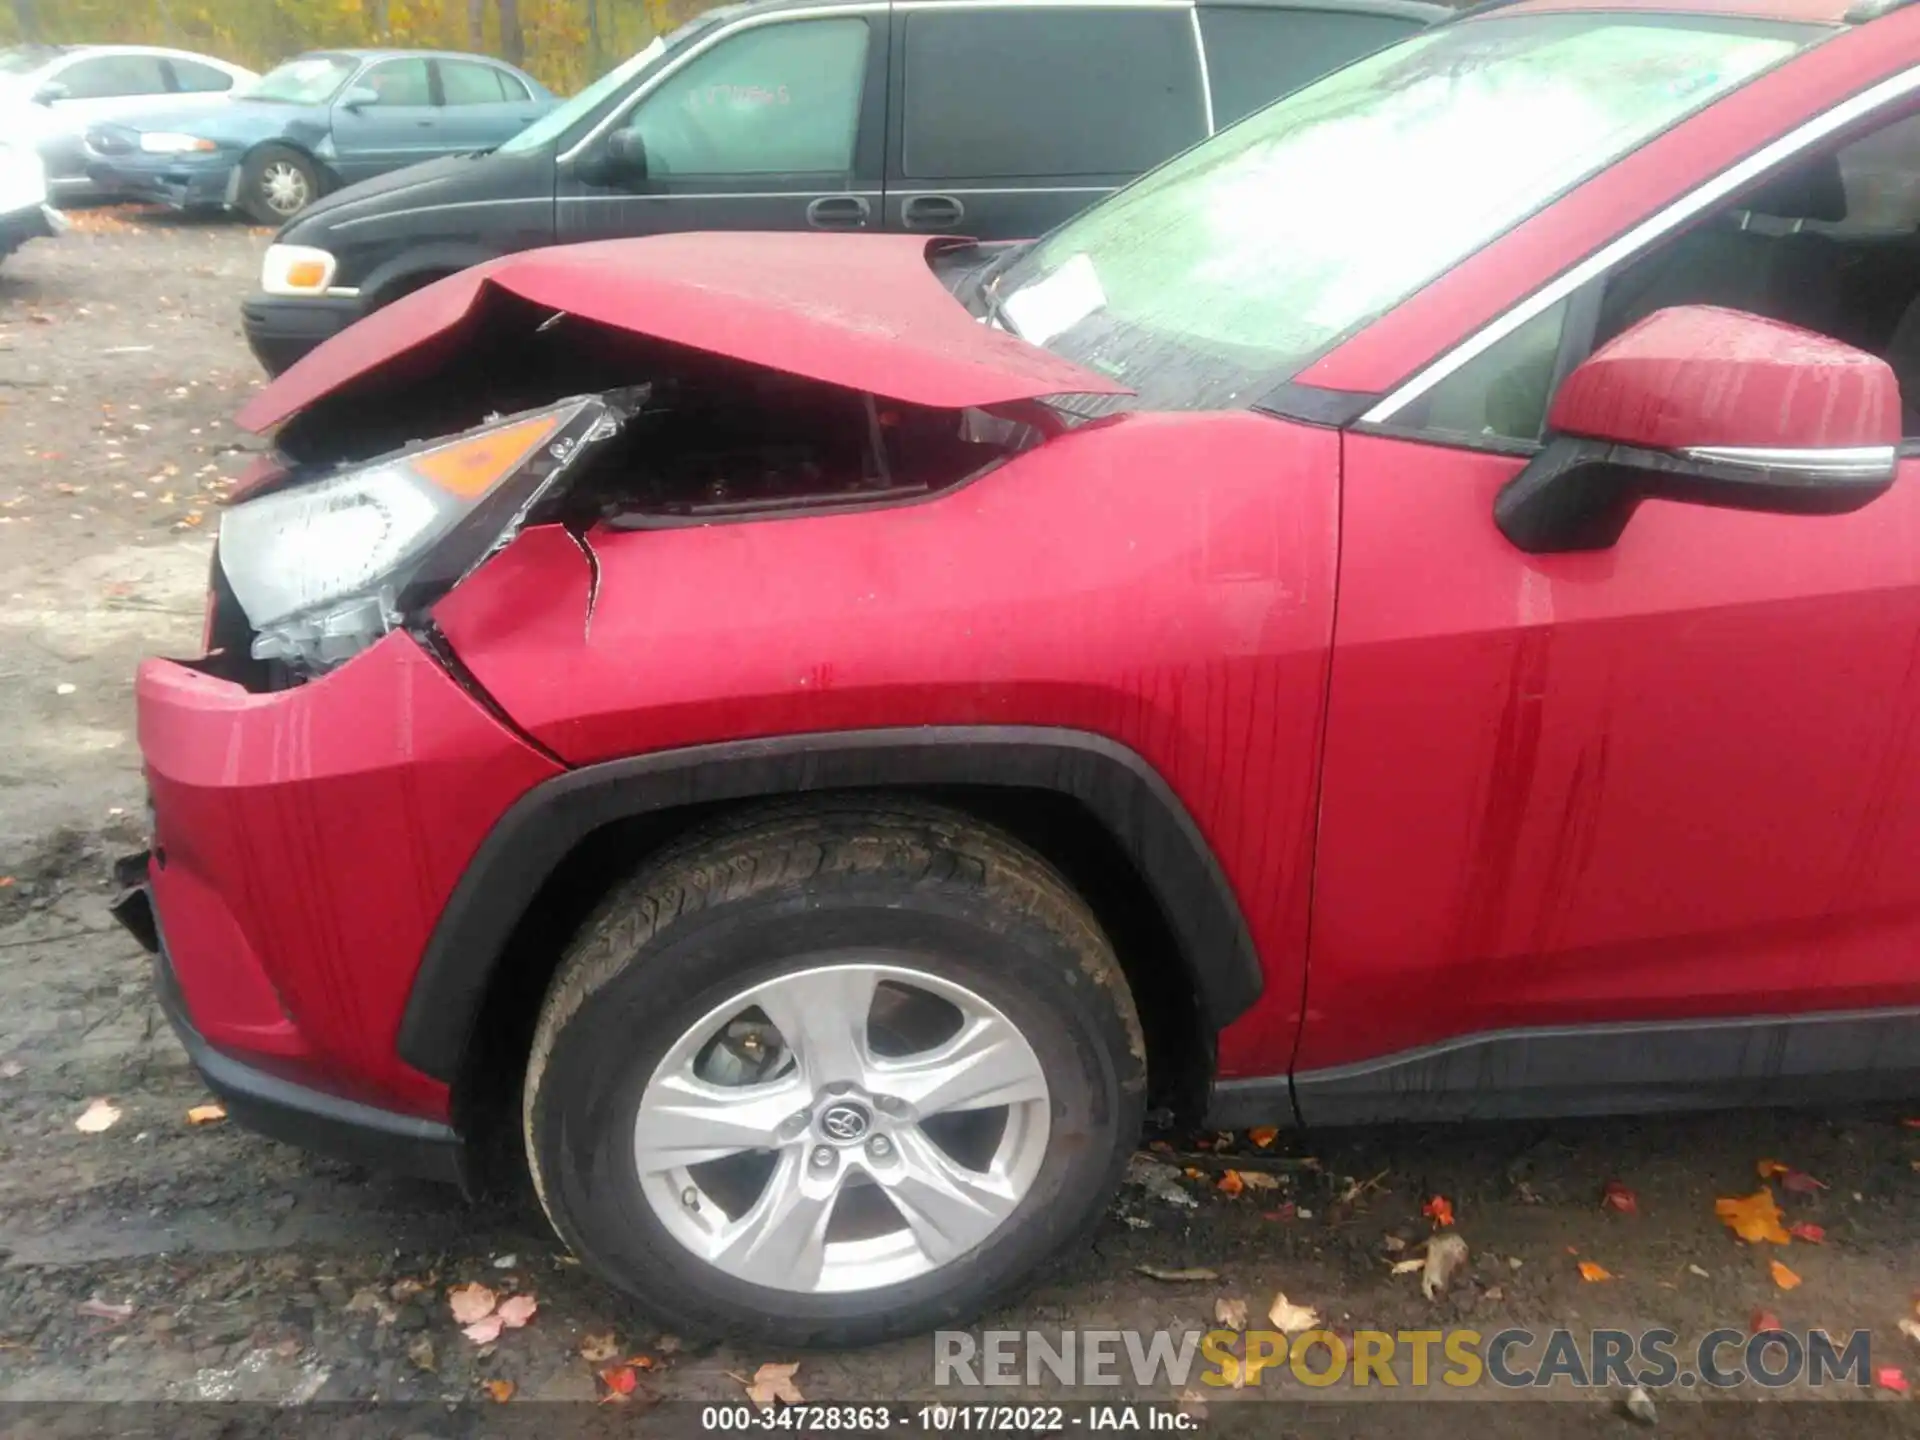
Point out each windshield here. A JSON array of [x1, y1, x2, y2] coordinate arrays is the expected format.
[[992, 13, 1818, 411], [239, 54, 358, 105], [498, 35, 669, 155]]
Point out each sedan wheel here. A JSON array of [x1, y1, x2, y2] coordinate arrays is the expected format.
[[239, 144, 320, 226], [522, 802, 1146, 1346], [259, 161, 311, 217]]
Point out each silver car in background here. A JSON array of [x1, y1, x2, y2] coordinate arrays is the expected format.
[[0, 44, 257, 203]]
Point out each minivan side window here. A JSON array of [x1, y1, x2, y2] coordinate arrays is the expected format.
[[901, 9, 1205, 180], [623, 19, 870, 176], [1198, 8, 1423, 128]]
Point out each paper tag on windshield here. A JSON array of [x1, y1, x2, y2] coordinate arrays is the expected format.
[[1001, 253, 1105, 345]]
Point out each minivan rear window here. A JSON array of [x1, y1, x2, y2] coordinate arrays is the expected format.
[[901, 8, 1206, 180], [1199, 7, 1424, 127]]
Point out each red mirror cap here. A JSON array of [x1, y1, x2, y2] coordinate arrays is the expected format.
[[1548, 305, 1901, 454]]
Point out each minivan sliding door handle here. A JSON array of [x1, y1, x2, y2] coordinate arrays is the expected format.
[[902, 194, 965, 230], [806, 195, 871, 229]]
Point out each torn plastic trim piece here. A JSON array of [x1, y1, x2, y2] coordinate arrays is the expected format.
[[219, 390, 640, 677]]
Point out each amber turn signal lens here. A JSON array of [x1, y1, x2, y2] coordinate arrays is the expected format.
[[413, 414, 564, 499], [283, 260, 329, 291]]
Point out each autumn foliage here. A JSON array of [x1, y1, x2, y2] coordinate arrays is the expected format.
[[2, 0, 720, 94]]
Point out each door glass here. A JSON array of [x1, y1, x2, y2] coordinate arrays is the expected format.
[[56, 54, 169, 99], [357, 59, 433, 107], [168, 58, 235, 94], [441, 60, 515, 105], [902, 9, 1204, 180], [1198, 8, 1422, 128], [623, 19, 869, 177], [1394, 299, 1571, 446]]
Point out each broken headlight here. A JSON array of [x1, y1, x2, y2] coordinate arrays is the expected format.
[[219, 393, 632, 676]]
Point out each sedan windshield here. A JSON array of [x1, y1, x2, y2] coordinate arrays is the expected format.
[[992, 13, 1820, 410], [239, 54, 358, 105]]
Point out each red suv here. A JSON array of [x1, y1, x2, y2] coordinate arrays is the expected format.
[[123, 0, 1920, 1345]]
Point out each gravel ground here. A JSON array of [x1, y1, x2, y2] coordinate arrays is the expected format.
[[1, 214, 1919, 1434]]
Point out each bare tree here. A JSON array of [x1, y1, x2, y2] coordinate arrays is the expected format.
[[496, 0, 524, 64], [467, 0, 486, 50], [586, 0, 602, 73], [364, 0, 388, 38], [12, 0, 39, 43]]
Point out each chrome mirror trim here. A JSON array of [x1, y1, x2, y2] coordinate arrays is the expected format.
[[1678, 443, 1897, 477]]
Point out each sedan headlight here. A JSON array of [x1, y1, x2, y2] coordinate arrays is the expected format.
[[138, 132, 218, 155], [259, 243, 338, 296], [219, 393, 635, 675]]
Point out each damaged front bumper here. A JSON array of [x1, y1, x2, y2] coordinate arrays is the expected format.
[[128, 629, 564, 1173], [113, 880, 472, 1187]]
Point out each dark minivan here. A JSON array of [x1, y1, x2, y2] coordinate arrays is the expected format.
[[242, 0, 1442, 374]]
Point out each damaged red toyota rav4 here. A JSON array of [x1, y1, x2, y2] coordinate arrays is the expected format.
[[121, 0, 1920, 1345]]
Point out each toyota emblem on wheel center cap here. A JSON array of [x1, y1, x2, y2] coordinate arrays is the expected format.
[[819, 1102, 872, 1142]]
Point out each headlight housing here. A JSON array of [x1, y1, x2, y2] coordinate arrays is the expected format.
[[219, 393, 634, 675], [138, 132, 218, 155], [259, 243, 339, 296]]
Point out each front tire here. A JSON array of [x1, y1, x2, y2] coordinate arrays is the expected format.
[[240, 144, 320, 225], [522, 801, 1146, 1347]]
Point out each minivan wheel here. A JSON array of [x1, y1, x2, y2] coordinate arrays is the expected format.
[[522, 802, 1146, 1346], [240, 144, 319, 225]]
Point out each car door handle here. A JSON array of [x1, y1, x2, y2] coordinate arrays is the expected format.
[[902, 194, 965, 231], [807, 195, 870, 229]]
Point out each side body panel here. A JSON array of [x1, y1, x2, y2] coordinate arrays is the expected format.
[[1304, 434, 1920, 1075], [433, 411, 1342, 1078]]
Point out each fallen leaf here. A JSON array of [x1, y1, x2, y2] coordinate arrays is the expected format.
[[1137, 1265, 1219, 1282], [580, 1332, 621, 1364], [1903, 1119, 1920, 1129], [1578, 1261, 1614, 1282], [1215, 1297, 1248, 1330], [1622, 1385, 1657, 1427], [1897, 1318, 1920, 1346], [1423, 1195, 1455, 1228], [744, 1361, 804, 1405], [1601, 1180, 1638, 1215], [1788, 1222, 1826, 1244], [1268, 1292, 1321, 1334], [657, 1335, 683, 1355], [1217, 1170, 1245, 1198], [344, 1288, 396, 1324], [185, 1104, 226, 1125], [406, 1336, 436, 1372], [600, 1364, 639, 1401], [0, 1060, 20, 1079], [1382, 1234, 1407, 1253], [1262, 1203, 1296, 1222], [1391, 1257, 1425, 1275], [1770, 1260, 1802, 1291], [389, 1278, 426, 1303], [76, 1297, 133, 1322], [627, 1354, 657, 1369], [74, 1099, 121, 1134], [1248, 1127, 1279, 1148], [1781, 1170, 1828, 1195], [1688, 1263, 1712, 1279], [497, 1294, 537, 1329], [1238, 1170, 1281, 1192], [448, 1283, 497, 1326], [1422, 1234, 1469, 1300], [1483, 1284, 1503, 1301], [464, 1316, 506, 1345], [1757, 1159, 1790, 1178], [1750, 1309, 1783, 1334], [484, 1379, 515, 1403], [1716, 1188, 1791, 1245], [1877, 1366, 1910, 1395]]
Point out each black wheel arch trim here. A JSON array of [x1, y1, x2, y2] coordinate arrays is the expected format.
[[397, 726, 1264, 1083]]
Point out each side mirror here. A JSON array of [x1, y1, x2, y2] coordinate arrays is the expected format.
[[340, 85, 379, 111], [605, 128, 648, 180], [32, 81, 67, 105], [1496, 305, 1900, 553]]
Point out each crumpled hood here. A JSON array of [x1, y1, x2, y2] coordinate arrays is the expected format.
[[238, 232, 1129, 432]]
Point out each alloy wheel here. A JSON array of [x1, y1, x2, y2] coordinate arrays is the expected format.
[[632, 961, 1052, 1294], [260, 162, 310, 216]]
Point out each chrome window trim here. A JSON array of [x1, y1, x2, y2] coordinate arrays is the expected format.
[[897, 0, 1194, 8], [1190, 6, 1217, 134], [1681, 443, 1897, 476], [1360, 63, 1920, 427], [558, 5, 889, 165]]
